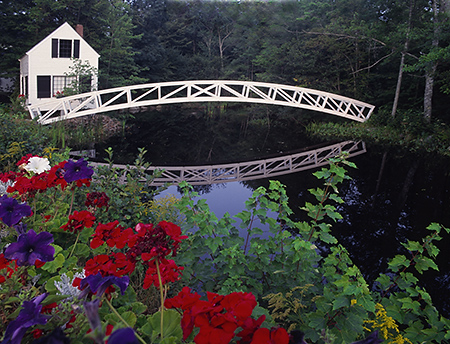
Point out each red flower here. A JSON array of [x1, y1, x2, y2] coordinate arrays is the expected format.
[[221, 292, 257, 322], [46, 161, 68, 190], [85, 192, 110, 209], [236, 315, 266, 344], [61, 210, 96, 233], [127, 221, 187, 261], [0, 254, 17, 283], [194, 312, 238, 344], [84, 252, 135, 277], [0, 171, 24, 183], [35, 259, 46, 269], [41, 302, 58, 314], [250, 327, 290, 344], [165, 287, 264, 343], [31, 329, 44, 339], [16, 154, 38, 167], [142, 258, 184, 289], [90, 221, 134, 249]]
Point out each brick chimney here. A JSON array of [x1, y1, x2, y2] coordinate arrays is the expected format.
[[75, 24, 83, 38]]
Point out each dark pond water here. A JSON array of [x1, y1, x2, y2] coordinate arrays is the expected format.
[[94, 104, 450, 317]]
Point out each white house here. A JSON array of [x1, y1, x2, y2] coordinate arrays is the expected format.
[[19, 22, 100, 108]]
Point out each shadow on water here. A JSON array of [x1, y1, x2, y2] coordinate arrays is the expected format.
[[94, 106, 450, 317]]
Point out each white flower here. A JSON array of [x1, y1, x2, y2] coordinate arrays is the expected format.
[[24, 157, 51, 174]]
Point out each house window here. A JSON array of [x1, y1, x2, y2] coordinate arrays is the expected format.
[[53, 76, 77, 95], [51, 39, 80, 58], [59, 40, 72, 58], [37, 76, 51, 98]]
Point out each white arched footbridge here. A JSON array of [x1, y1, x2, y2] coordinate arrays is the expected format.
[[28, 80, 375, 125]]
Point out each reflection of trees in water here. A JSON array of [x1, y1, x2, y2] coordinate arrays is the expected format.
[[97, 106, 322, 166]]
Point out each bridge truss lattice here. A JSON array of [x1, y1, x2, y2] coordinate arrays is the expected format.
[[29, 80, 375, 125]]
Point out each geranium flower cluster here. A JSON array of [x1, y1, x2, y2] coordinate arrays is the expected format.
[[74, 220, 188, 297], [165, 287, 290, 344]]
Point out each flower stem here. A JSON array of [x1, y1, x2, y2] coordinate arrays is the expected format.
[[68, 188, 75, 215], [68, 231, 81, 259], [155, 259, 165, 340], [105, 297, 146, 344]]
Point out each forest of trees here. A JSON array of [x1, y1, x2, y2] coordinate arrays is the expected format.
[[1, 0, 450, 122]]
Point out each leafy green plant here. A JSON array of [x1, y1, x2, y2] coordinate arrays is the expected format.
[[174, 153, 450, 343], [1, 150, 448, 344]]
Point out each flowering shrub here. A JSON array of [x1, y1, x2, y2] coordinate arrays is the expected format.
[[0, 152, 447, 343], [0, 154, 292, 344]]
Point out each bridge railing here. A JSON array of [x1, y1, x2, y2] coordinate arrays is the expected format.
[[28, 80, 375, 124]]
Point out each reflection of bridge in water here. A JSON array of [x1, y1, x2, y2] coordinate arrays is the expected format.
[[86, 140, 366, 186], [29, 80, 375, 124]]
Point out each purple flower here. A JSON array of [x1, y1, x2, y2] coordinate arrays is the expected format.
[[4, 229, 55, 266], [108, 328, 139, 344], [84, 299, 103, 344], [79, 273, 129, 298], [1, 293, 49, 344], [0, 195, 31, 227], [63, 158, 94, 183], [13, 223, 28, 235], [31, 327, 70, 344]]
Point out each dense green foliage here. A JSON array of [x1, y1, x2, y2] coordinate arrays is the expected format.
[[172, 154, 450, 343], [1, 0, 450, 123]]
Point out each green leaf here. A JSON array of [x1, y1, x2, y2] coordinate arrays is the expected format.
[[308, 312, 327, 329], [402, 240, 423, 253], [41, 253, 65, 273], [319, 231, 337, 244], [375, 274, 391, 289], [105, 311, 137, 328], [388, 255, 409, 272], [140, 309, 183, 342], [414, 257, 439, 273], [333, 295, 350, 310]]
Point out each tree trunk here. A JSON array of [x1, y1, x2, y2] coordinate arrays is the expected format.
[[423, 0, 440, 122], [391, 0, 414, 118]]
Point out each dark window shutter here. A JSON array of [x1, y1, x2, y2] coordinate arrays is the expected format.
[[37, 76, 51, 98], [52, 39, 58, 58], [24, 76, 28, 96], [74, 40, 80, 58]]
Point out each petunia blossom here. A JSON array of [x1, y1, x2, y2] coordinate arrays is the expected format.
[[1, 293, 49, 344], [77, 273, 129, 298], [108, 328, 139, 344], [0, 195, 32, 227], [63, 158, 94, 183], [24, 157, 51, 174], [4, 229, 55, 266]]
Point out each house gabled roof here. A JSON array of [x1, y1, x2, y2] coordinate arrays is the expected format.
[[20, 22, 100, 60]]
